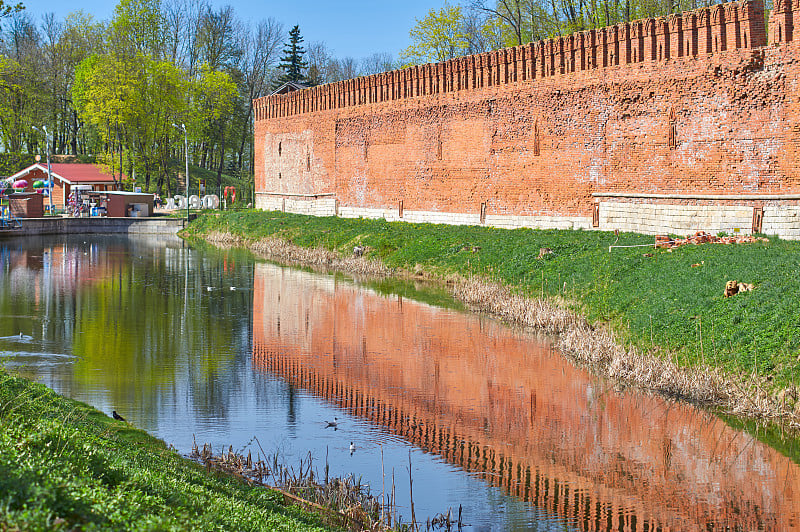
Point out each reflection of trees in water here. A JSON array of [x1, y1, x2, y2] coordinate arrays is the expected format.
[[0, 234, 256, 425]]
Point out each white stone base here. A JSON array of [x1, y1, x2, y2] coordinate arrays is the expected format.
[[339, 206, 593, 229], [271, 200, 593, 230], [253, 196, 800, 239], [256, 195, 336, 217], [599, 201, 800, 240], [600, 202, 754, 235], [762, 205, 800, 239]]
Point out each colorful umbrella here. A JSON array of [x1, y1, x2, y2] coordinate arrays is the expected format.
[[12, 179, 28, 190], [33, 180, 45, 189]]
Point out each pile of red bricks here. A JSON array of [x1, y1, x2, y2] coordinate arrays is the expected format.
[[655, 231, 768, 249]]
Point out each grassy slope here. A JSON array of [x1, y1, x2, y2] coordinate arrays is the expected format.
[[186, 210, 800, 392], [0, 370, 331, 531]]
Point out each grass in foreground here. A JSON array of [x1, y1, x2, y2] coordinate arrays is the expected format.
[[0, 370, 332, 531], [186, 210, 800, 396]]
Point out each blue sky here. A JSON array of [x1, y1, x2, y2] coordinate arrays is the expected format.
[[18, 0, 445, 59]]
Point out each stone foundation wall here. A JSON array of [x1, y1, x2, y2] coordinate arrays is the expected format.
[[598, 196, 800, 237], [600, 202, 755, 235], [255, 194, 337, 217], [762, 205, 800, 238]]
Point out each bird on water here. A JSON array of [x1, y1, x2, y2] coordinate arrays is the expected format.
[[325, 417, 338, 429], [349, 442, 356, 454], [112, 411, 126, 422]]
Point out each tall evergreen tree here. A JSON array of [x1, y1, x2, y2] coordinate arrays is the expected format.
[[277, 25, 307, 85]]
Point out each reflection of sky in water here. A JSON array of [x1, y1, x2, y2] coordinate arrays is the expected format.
[[1, 234, 800, 531]]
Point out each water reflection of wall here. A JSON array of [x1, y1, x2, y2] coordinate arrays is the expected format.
[[252, 262, 800, 531]]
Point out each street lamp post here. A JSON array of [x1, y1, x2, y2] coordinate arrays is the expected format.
[[173, 123, 189, 222], [32, 126, 54, 214]]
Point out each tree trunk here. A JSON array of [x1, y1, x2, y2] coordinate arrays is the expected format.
[[216, 121, 226, 196], [238, 103, 253, 172], [70, 110, 78, 155]]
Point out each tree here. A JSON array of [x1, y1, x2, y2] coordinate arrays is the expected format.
[[0, 56, 23, 149], [107, 0, 164, 59], [461, 9, 504, 53], [236, 18, 282, 173], [162, 0, 209, 78], [72, 53, 136, 186], [360, 52, 395, 76], [470, 0, 560, 45], [305, 41, 332, 85], [197, 5, 242, 71], [56, 11, 104, 155], [277, 25, 306, 85], [0, 1, 23, 20], [0, 12, 43, 153], [467, 0, 701, 44], [0, 0, 368, 200], [401, 3, 469, 65], [190, 63, 237, 194]]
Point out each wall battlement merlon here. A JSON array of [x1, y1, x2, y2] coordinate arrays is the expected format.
[[254, 0, 768, 121]]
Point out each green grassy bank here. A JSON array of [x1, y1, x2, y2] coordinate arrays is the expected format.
[[0, 370, 332, 531], [185, 210, 800, 400]]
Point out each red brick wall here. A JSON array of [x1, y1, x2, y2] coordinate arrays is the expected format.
[[254, 0, 800, 221]]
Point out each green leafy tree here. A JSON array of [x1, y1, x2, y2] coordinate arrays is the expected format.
[[401, 3, 469, 65], [277, 25, 307, 84], [0, 56, 22, 149], [72, 53, 138, 186], [108, 0, 164, 59], [190, 63, 238, 194], [55, 11, 104, 155], [131, 58, 189, 192], [73, 52, 189, 191]]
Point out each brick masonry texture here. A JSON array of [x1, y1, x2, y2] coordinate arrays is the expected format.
[[254, 0, 800, 238]]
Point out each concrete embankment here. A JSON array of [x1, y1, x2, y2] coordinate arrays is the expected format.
[[2, 216, 186, 237]]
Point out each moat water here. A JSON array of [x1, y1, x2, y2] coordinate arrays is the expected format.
[[2, 234, 800, 531]]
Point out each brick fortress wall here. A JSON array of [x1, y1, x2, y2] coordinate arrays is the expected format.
[[254, 0, 800, 238]]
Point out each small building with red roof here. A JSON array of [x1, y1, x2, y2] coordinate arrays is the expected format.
[[8, 163, 122, 209]]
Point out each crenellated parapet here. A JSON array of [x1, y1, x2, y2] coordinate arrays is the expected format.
[[253, 0, 766, 121], [769, 0, 797, 44]]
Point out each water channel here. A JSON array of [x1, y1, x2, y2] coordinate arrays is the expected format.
[[1, 234, 800, 530]]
